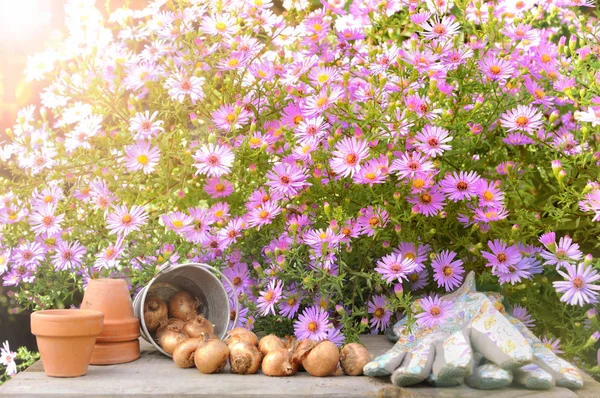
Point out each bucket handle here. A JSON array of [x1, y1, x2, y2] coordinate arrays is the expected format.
[[161, 262, 240, 332]]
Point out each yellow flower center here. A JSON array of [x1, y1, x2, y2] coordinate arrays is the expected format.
[[316, 97, 328, 107], [226, 113, 236, 122], [541, 54, 551, 63], [489, 65, 501, 75], [215, 184, 225, 192], [483, 191, 494, 201], [215, 21, 226, 31], [516, 116, 529, 127], [317, 74, 329, 83], [137, 154, 149, 165], [443, 265, 453, 276], [172, 220, 183, 228], [308, 321, 318, 332]]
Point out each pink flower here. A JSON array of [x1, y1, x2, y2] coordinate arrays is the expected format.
[[413, 125, 452, 157], [204, 177, 234, 198], [329, 136, 369, 177], [164, 73, 205, 104], [553, 263, 600, 306], [368, 295, 392, 332], [183, 207, 215, 244], [500, 105, 543, 133], [440, 171, 481, 201], [294, 305, 331, 342], [265, 162, 310, 197], [161, 211, 192, 233], [420, 15, 461, 40], [212, 104, 252, 132], [129, 111, 164, 141], [415, 295, 453, 329], [106, 205, 148, 236], [193, 144, 235, 177], [407, 186, 446, 216], [391, 151, 435, 180], [431, 250, 464, 291], [94, 236, 125, 270], [479, 55, 514, 81], [124, 141, 161, 174], [29, 204, 64, 236], [481, 239, 522, 273], [374, 252, 418, 284], [356, 206, 389, 237], [51, 240, 86, 270], [257, 279, 283, 316], [247, 201, 281, 230], [0, 341, 17, 376]]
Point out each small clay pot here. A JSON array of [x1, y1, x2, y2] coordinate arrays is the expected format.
[[31, 309, 104, 377], [81, 279, 141, 365]]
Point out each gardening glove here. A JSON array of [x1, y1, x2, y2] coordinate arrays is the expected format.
[[364, 272, 534, 387], [484, 294, 584, 390], [465, 353, 513, 390]]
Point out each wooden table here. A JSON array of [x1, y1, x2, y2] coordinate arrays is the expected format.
[[1, 335, 599, 397]]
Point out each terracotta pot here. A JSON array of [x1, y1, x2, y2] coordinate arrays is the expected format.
[[31, 309, 104, 377], [81, 278, 141, 365], [89, 340, 140, 365], [81, 279, 140, 343]]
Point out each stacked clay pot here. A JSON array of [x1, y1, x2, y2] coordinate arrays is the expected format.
[[81, 279, 141, 365]]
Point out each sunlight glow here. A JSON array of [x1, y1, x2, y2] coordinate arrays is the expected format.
[[0, 1, 51, 41]]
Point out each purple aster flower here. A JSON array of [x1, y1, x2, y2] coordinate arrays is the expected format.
[[222, 262, 252, 296], [129, 111, 164, 141], [294, 305, 331, 342], [500, 105, 544, 133], [192, 143, 235, 177], [407, 186, 446, 217], [409, 269, 429, 291], [247, 201, 281, 230], [390, 151, 435, 180], [182, 207, 215, 244], [204, 177, 234, 198], [265, 162, 310, 197], [394, 242, 430, 270], [431, 250, 465, 291], [440, 171, 481, 201], [211, 104, 252, 132], [541, 336, 564, 354], [494, 257, 532, 285], [29, 204, 64, 236], [553, 263, 600, 306], [164, 72, 205, 104], [329, 136, 369, 178], [374, 252, 418, 284], [94, 236, 125, 270], [51, 240, 86, 271], [257, 278, 283, 316], [368, 295, 392, 333], [279, 285, 301, 319], [356, 206, 389, 237], [540, 235, 582, 268], [481, 239, 522, 273], [106, 205, 148, 236], [326, 325, 345, 346], [413, 124, 452, 157], [479, 55, 514, 81], [416, 295, 453, 329], [511, 305, 535, 329], [13, 241, 46, 267], [476, 180, 505, 208], [161, 211, 192, 233]]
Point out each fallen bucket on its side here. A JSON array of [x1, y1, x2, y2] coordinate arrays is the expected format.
[[133, 262, 238, 357]]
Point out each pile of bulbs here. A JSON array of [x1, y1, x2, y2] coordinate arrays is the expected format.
[[176, 327, 372, 377], [143, 290, 371, 376]]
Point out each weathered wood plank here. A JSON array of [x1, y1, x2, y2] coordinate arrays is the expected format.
[[0, 335, 597, 397]]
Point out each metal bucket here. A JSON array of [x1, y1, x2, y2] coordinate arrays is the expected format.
[[133, 262, 238, 357]]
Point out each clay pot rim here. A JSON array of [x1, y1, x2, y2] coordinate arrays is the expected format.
[[32, 309, 104, 320], [89, 278, 127, 285]]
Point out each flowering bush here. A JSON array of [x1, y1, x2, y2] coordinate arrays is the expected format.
[[2, 0, 600, 377]]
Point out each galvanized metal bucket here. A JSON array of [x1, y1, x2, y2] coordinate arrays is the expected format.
[[133, 262, 238, 357]]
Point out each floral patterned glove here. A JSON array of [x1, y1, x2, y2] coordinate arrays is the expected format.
[[364, 272, 534, 387], [484, 293, 584, 390]]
